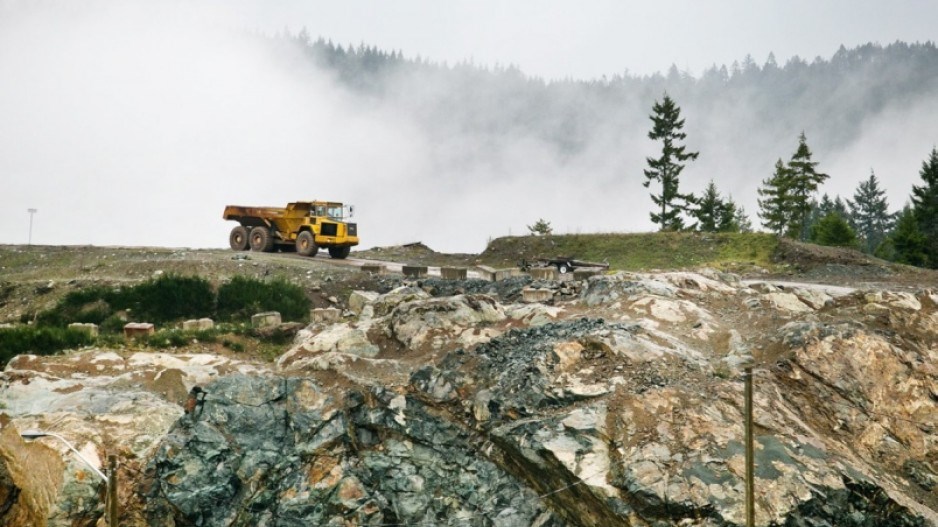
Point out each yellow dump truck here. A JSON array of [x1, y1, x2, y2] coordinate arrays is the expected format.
[[223, 201, 358, 259]]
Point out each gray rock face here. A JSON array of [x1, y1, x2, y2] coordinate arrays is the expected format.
[[5, 271, 937, 527], [143, 375, 563, 527]]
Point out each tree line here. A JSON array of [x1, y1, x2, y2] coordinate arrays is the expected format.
[[643, 94, 938, 268]]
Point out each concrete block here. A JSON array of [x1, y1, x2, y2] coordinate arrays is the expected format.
[[68, 322, 99, 337], [311, 307, 342, 323], [474, 265, 497, 282], [573, 269, 602, 281], [360, 263, 386, 274], [441, 267, 468, 280], [251, 311, 282, 328], [530, 268, 558, 281], [494, 268, 520, 281], [183, 318, 214, 331], [522, 288, 554, 303], [123, 322, 154, 338], [402, 265, 428, 278]]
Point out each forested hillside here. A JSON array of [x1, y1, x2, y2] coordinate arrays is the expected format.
[[295, 37, 938, 158], [263, 34, 938, 251]]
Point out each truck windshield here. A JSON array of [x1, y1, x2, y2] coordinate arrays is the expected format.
[[313, 205, 343, 220]]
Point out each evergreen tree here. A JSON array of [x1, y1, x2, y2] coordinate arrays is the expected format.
[[808, 194, 853, 244], [734, 205, 753, 233], [643, 94, 699, 231], [693, 180, 737, 232], [758, 159, 791, 235], [811, 213, 859, 248], [718, 197, 741, 232], [911, 147, 938, 267], [786, 132, 829, 240], [891, 206, 929, 267], [848, 171, 895, 254]]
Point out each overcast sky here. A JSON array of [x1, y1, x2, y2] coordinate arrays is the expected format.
[[208, 0, 938, 80], [1, 0, 936, 251]]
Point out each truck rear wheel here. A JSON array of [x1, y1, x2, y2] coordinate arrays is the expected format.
[[328, 246, 351, 259], [556, 263, 570, 274], [229, 226, 249, 251], [249, 227, 275, 252], [296, 231, 319, 257]]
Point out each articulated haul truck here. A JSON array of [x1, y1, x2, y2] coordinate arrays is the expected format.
[[223, 201, 358, 259]]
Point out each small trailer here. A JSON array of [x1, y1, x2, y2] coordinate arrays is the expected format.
[[520, 257, 610, 275]]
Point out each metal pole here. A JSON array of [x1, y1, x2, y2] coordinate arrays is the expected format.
[[107, 454, 119, 526], [745, 366, 755, 527], [27, 208, 37, 245]]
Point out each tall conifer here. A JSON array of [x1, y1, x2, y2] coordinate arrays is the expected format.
[[644, 94, 698, 231]]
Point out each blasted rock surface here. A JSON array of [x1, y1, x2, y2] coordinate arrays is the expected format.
[[2, 273, 937, 526]]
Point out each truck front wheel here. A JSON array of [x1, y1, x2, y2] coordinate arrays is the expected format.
[[296, 231, 319, 257], [229, 226, 249, 251], [328, 246, 351, 259], [249, 227, 275, 252]]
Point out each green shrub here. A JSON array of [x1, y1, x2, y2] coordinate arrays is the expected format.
[[127, 274, 215, 323], [217, 276, 310, 322], [36, 275, 215, 328], [0, 326, 94, 366]]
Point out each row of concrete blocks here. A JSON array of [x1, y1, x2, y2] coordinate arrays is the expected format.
[[67, 308, 344, 340], [360, 263, 603, 282]]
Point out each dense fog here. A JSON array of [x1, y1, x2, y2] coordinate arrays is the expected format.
[[1, 2, 936, 252]]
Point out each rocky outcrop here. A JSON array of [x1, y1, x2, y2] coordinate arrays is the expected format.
[[3, 273, 937, 526]]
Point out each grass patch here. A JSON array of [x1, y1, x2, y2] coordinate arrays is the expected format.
[[479, 232, 779, 271]]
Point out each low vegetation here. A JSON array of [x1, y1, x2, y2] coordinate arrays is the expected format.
[[1, 274, 312, 366], [0, 326, 94, 365], [480, 232, 779, 271]]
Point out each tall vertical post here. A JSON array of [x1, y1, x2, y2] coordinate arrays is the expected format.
[[107, 454, 118, 526], [744, 366, 755, 527], [27, 208, 37, 245]]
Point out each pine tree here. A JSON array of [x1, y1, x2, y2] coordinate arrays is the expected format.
[[786, 132, 829, 240], [718, 197, 741, 232], [811, 213, 859, 248], [734, 205, 753, 233], [911, 147, 938, 267], [848, 171, 895, 254], [891, 206, 929, 267], [643, 94, 699, 231], [693, 181, 730, 232], [758, 159, 791, 235]]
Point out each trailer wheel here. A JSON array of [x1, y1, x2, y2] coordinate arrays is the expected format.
[[556, 263, 570, 274], [296, 231, 319, 257], [328, 246, 351, 259], [249, 227, 275, 252], [229, 226, 249, 251]]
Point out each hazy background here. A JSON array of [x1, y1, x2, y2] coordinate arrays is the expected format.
[[1, 0, 937, 252]]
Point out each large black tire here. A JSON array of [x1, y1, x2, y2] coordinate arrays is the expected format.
[[296, 231, 319, 257], [556, 262, 570, 274], [229, 226, 249, 251], [249, 227, 275, 252], [328, 246, 351, 259]]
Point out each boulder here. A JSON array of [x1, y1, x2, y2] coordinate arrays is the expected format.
[[348, 290, 380, 315]]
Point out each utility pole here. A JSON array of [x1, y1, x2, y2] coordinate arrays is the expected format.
[[107, 454, 119, 526], [744, 366, 755, 527], [27, 208, 37, 245]]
